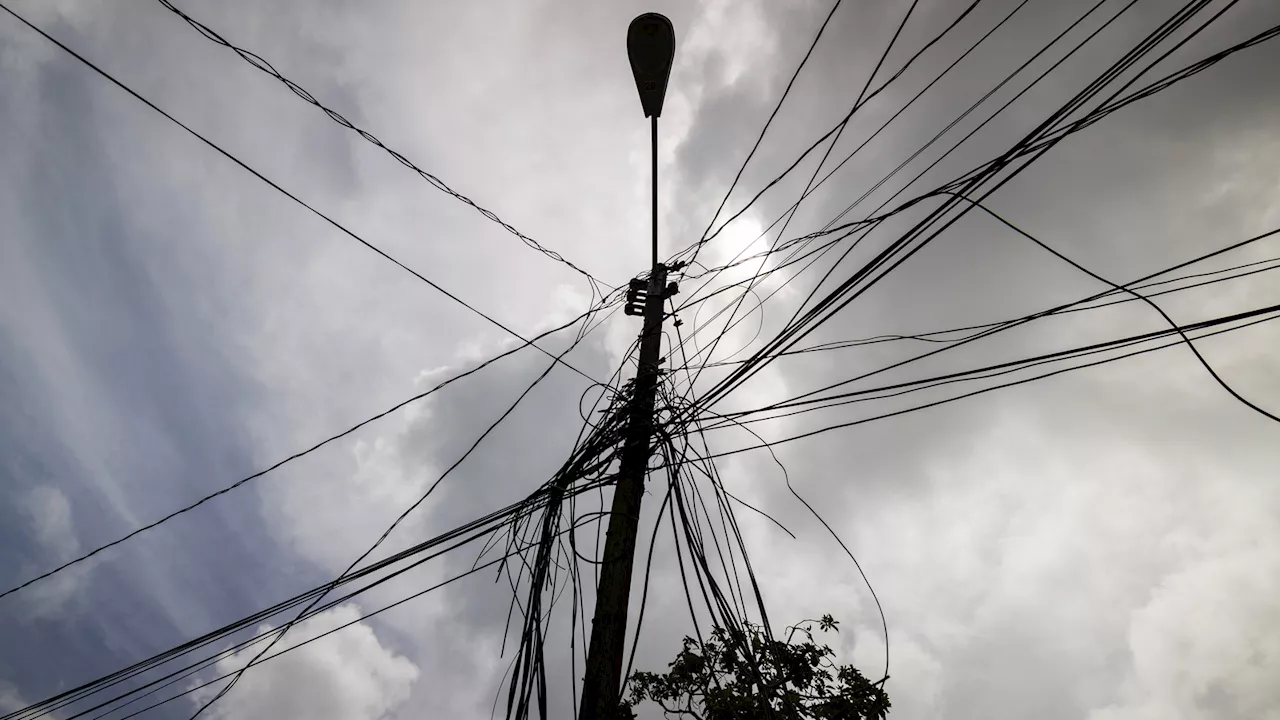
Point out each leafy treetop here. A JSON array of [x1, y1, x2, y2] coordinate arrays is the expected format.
[[620, 614, 890, 719]]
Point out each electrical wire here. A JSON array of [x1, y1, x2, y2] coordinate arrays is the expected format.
[[950, 193, 1280, 422], [686, 0, 1227, 419], [719, 220, 1280, 427], [0, 3, 602, 387], [151, 0, 607, 292], [684, 0, 846, 274], [691, 304, 1280, 461], [0, 303, 606, 603], [6, 466, 621, 720], [707, 300, 1280, 430], [690, 251, 1280, 371], [0, 2, 625, 604]]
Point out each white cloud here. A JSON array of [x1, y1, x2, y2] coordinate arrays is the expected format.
[[731, 382, 1280, 720], [20, 485, 79, 560], [1087, 483, 1280, 720], [261, 429, 432, 576], [191, 604, 418, 720], [0, 682, 28, 715], [1091, 550, 1280, 720], [14, 485, 92, 618]]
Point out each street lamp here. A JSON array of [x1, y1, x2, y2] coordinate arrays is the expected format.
[[627, 12, 674, 268]]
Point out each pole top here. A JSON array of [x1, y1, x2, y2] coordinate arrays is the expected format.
[[627, 13, 675, 118]]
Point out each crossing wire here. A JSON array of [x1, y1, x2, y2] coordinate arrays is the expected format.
[[190, 285, 615, 720], [4, 466, 620, 720], [0, 1, 618, 603], [691, 303, 1280, 458], [707, 299, 1280, 428], [686, 0, 1224, 417], [689, 251, 1280, 370], [153, 0, 608, 293]]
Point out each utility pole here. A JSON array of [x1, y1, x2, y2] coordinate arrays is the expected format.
[[579, 13, 675, 719]]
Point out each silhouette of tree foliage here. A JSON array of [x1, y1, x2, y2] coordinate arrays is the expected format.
[[620, 615, 890, 719]]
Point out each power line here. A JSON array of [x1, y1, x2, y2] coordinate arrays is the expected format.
[[780, 12, 1280, 256], [685, 399, 890, 682], [152, 0, 607, 291], [649, 12, 1278, 703], [952, 193, 1280, 423], [688, 251, 1280, 370], [0, 2, 617, 603], [815, 0, 1121, 243], [670, 0, 1035, 337], [0, 305, 602, 603], [188, 324, 598, 719], [726, 222, 1280, 424], [661, 0, 1130, 401], [772, 0, 1141, 344], [670, 7, 1280, 380], [709, 299, 1280, 428], [688, 0, 1227, 416], [670, 0, 1029, 397], [692, 303, 1280, 457], [745, 0, 1037, 255], [690, 0, 1220, 361], [682, 0, 979, 272], [6, 467, 620, 720], [684, 0, 928, 396], [682, 0, 846, 274], [0, 2, 602, 387], [939, 20, 1280, 193], [64, 514, 613, 720]]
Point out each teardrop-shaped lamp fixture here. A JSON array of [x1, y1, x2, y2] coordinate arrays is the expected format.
[[627, 13, 675, 118]]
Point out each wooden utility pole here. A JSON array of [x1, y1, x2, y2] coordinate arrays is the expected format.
[[579, 13, 675, 719]]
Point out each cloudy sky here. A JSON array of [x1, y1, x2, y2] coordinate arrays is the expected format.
[[2, 0, 1279, 718]]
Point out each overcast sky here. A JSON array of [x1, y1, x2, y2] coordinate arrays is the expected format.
[[2, 0, 1279, 719]]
